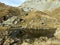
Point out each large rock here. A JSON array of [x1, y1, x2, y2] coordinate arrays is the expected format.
[[2, 16, 18, 26]]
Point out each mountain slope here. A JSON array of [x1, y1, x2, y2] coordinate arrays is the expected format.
[[19, 0, 60, 12]]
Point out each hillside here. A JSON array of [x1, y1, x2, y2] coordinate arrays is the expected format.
[[19, 10, 57, 28], [0, 0, 60, 45], [0, 2, 20, 17], [19, 0, 60, 12]]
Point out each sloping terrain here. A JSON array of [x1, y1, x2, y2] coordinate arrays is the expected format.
[[49, 7, 60, 22], [19, 10, 57, 28], [19, 0, 60, 12], [0, 3, 20, 17], [0, 0, 60, 45]]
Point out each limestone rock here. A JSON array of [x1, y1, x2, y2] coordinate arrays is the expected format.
[[2, 16, 18, 26]]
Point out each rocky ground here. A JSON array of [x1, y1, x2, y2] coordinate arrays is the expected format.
[[0, 29, 60, 45], [0, 10, 60, 45], [0, 0, 60, 45]]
